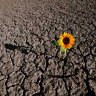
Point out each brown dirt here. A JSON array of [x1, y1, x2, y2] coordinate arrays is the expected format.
[[0, 0, 96, 96]]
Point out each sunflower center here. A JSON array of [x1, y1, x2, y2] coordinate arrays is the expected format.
[[63, 37, 70, 44]]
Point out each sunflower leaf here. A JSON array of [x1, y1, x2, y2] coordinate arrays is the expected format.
[[51, 41, 58, 46]]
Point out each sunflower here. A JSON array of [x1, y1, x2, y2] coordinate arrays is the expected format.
[[57, 32, 75, 49]]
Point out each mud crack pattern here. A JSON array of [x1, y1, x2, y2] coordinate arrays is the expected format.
[[0, 0, 96, 96]]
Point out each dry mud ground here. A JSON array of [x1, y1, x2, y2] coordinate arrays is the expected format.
[[0, 0, 96, 96]]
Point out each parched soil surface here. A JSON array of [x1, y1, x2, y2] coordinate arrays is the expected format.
[[0, 0, 96, 96]]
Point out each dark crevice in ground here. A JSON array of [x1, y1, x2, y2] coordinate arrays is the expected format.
[[19, 56, 29, 96], [5, 74, 10, 96], [32, 75, 45, 96]]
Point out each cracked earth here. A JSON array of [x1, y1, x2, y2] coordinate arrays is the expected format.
[[0, 0, 96, 96]]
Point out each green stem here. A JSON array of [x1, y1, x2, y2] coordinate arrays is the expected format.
[[64, 49, 67, 56]]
